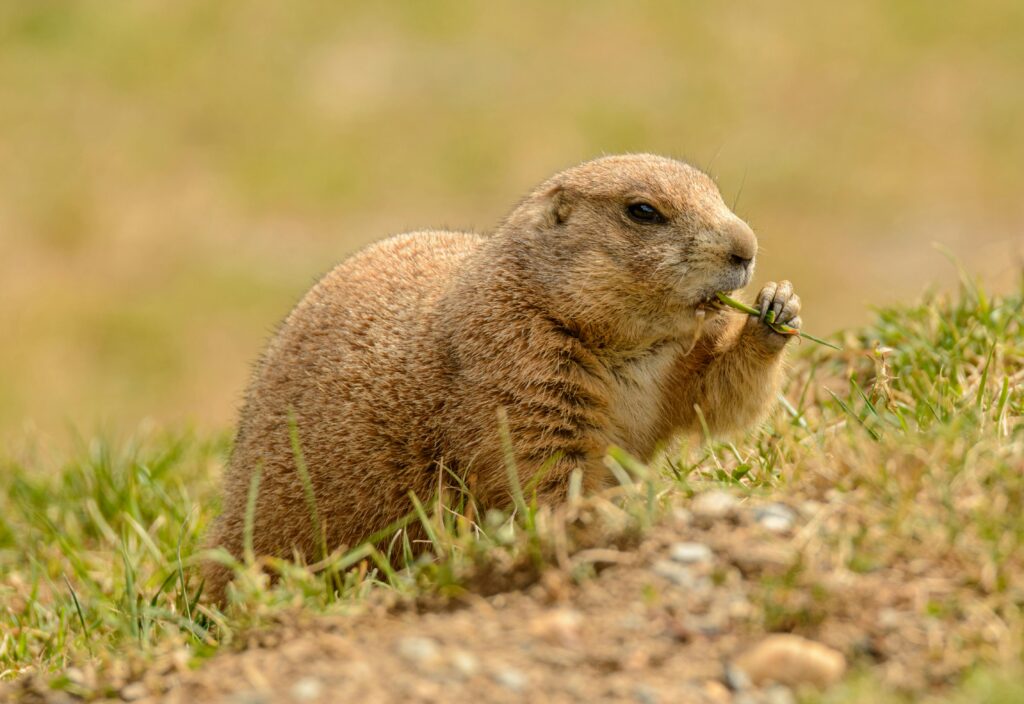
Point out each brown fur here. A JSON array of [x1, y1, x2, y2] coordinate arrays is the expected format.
[[203, 154, 800, 601]]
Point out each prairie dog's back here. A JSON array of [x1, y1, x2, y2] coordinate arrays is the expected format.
[[206, 230, 483, 601]]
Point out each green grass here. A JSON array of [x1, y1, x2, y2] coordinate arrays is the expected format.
[[1, 277, 1021, 700]]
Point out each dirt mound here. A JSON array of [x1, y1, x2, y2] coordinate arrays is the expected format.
[[7, 490, 994, 704]]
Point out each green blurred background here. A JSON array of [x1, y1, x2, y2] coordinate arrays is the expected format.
[[2, 1, 1022, 443]]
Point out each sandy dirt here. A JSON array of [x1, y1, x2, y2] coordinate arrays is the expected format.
[[8, 490, 993, 703]]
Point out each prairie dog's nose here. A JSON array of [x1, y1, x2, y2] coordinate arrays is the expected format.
[[723, 217, 757, 267]]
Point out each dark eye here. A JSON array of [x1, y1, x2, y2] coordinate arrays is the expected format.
[[626, 202, 666, 225]]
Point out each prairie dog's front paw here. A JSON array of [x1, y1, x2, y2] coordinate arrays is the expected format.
[[757, 280, 801, 328], [745, 280, 802, 349]]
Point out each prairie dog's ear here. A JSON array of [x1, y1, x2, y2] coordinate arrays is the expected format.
[[542, 184, 573, 227], [508, 182, 574, 232]]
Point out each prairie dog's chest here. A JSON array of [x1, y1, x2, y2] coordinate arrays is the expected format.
[[606, 344, 679, 454]]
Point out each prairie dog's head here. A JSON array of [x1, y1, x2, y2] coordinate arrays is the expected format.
[[505, 154, 757, 341]]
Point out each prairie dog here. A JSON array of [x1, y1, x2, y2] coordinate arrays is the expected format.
[[204, 154, 801, 600]]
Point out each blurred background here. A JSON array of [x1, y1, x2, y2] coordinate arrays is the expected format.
[[2, 1, 1022, 443]]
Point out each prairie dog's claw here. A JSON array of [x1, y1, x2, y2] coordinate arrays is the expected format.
[[755, 280, 802, 333]]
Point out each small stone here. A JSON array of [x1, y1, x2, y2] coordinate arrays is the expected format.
[[692, 491, 738, 521], [396, 636, 442, 668], [230, 691, 272, 704], [732, 634, 846, 689], [291, 677, 323, 701], [703, 680, 732, 703], [723, 662, 752, 691], [119, 682, 148, 701], [343, 660, 373, 681], [64, 668, 86, 686], [493, 666, 528, 691], [169, 648, 191, 674], [728, 596, 753, 620], [618, 613, 646, 631], [758, 515, 792, 533], [800, 500, 823, 516], [877, 608, 901, 629], [632, 683, 659, 704], [730, 544, 797, 576], [410, 681, 442, 699], [764, 684, 797, 704], [652, 560, 701, 588], [754, 504, 796, 533], [450, 649, 479, 678], [669, 541, 713, 564], [528, 608, 582, 645]]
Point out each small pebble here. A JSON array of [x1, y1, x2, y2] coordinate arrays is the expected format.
[[652, 560, 698, 588], [877, 607, 901, 629], [64, 668, 86, 686], [692, 491, 738, 520], [669, 541, 713, 564], [493, 666, 528, 691], [723, 662, 752, 691], [754, 503, 796, 533], [450, 649, 480, 678], [119, 682, 148, 701], [396, 636, 442, 667], [632, 683, 659, 704], [764, 684, 797, 704], [729, 544, 797, 576], [230, 691, 272, 704], [291, 677, 323, 701], [728, 596, 754, 620], [618, 613, 646, 631], [652, 560, 712, 592], [528, 608, 582, 645], [703, 680, 732, 703], [732, 634, 846, 689], [800, 500, 823, 516]]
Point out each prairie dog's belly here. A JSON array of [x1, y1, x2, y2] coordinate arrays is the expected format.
[[605, 345, 681, 457]]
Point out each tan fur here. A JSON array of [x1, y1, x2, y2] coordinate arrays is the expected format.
[[204, 154, 798, 602]]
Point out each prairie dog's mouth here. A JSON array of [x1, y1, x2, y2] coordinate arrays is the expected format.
[[694, 291, 730, 312]]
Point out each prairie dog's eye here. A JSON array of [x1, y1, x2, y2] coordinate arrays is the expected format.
[[626, 202, 666, 225]]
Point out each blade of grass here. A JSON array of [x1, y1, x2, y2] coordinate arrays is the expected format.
[[287, 414, 328, 563], [176, 510, 195, 629], [692, 404, 722, 471], [826, 389, 881, 441], [975, 344, 997, 410], [63, 576, 92, 656], [994, 376, 1011, 436], [715, 292, 841, 350], [120, 541, 140, 642], [243, 465, 263, 565], [776, 392, 809, 431], [496, 408, 528, 520], [408, 491, 441, 557]]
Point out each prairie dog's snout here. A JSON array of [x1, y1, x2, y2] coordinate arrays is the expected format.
[[722, 217, 758, 272]]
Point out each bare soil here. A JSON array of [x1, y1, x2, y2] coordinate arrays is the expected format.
[[8, 490, 995, 703]]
